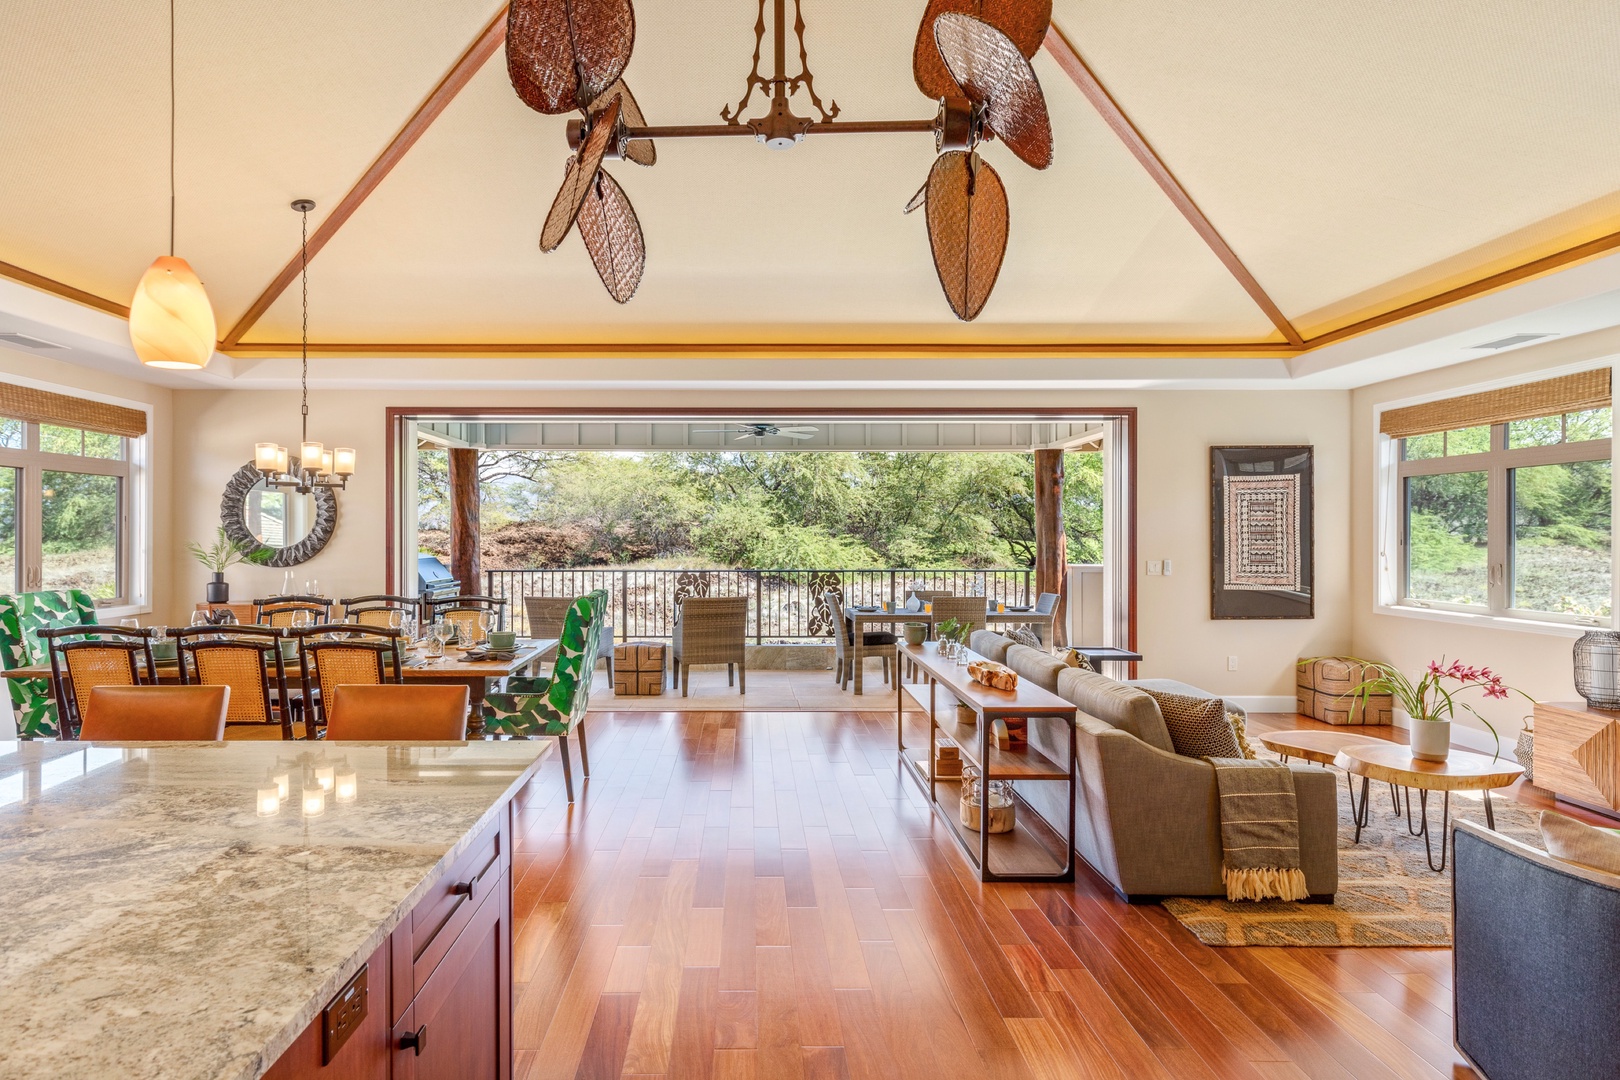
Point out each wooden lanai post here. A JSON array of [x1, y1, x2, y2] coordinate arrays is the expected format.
[[448, 448, 481, 594], [1034, 448, 1068, 648]]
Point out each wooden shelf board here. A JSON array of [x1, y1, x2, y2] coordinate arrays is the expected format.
[[904, 760, 1070, 877], [900, 681, 1070, 779]]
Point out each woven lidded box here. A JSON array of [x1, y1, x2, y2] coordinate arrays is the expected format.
[[613, 641, 666, 695], [1296, 657, 1391, 725]]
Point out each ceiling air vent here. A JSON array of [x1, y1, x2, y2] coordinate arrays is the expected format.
[[1471, 333, 1556, 350], [0, 332, 67, 350]]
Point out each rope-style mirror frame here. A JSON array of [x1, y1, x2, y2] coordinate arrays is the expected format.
[[220, 459, 337, 567]]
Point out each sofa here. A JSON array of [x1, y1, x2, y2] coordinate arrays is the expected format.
[[968, 630, 1339, 900], [0, 589, 98, 738]]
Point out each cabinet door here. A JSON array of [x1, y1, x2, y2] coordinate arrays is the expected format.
[[397, 869, 511, 1080]]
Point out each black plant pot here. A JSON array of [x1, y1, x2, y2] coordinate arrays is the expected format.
[[205, 572, 229, 604]]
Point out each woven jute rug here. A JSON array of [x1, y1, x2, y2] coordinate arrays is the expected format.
[[1162, 775, 1543, 947]]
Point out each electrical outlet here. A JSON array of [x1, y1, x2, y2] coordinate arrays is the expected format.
[[1227, 656, 1238, 671], [1162, 559, 1173, 576], [1146, 560, 1162, 576]]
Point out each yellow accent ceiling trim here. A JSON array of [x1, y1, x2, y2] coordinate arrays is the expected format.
[[221, 340, 1300, 359]]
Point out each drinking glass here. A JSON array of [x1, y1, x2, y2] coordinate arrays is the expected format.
[[190, 611, 210, 627], [476, 611, 492, 645], [304, 578, 320, 597], [119, 618, 139, 630], [290, 609, 314, 631]]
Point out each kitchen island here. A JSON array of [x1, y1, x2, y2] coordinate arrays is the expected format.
[[0, 737, 550, 1080]]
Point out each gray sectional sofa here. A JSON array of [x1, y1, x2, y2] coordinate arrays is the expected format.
[[967, 630, 1339, 901]]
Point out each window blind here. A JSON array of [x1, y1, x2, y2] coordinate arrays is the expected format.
[[0, 384, 147, 438], [1379, 369, 1612, 439]]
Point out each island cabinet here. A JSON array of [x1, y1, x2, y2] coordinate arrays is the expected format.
[[265, 809, 513, 1080]]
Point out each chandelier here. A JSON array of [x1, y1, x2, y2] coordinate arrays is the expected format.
[[506, 0, 1055, 320], [252, 199, 355, 493]]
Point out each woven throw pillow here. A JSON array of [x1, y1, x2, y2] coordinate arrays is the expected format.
[[1228, 711, 1258, 760], [1541, 810, 1620, 875], [1006, 625, 1043, 649], [1061, 650, 1095, 672], [1140, 688, 1243, 759]]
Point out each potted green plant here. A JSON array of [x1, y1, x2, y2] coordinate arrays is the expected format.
[[188, 527, 272, 603], [1306, 656, 1532, 763]]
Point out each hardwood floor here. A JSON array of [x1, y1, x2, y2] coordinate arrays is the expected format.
[[507, 710, 1520, 1080]]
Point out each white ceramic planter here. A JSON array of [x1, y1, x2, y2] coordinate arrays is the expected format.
[[1409, 719, 1452, 763]]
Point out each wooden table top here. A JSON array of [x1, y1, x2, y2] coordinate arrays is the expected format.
[[1258, 729, 1387, 766], [847, 607, 1054, 623], [1333, 742, 1524, 791], [900, 641, 1077, 718], [1, 638, 557, 681]]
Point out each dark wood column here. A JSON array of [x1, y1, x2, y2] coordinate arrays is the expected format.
[[448, 448, 481, 594], [1034, 448, 1068, 648]]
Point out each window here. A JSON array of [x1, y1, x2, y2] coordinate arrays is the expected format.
[[1395, 405, 1612, 623], [0, 418, 131, 604]]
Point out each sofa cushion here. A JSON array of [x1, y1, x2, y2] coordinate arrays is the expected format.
[[1541, 810, 1620, 875], [1005, 624, 1043, 649], [1140, 687, 1244, 758], [1005, 644, 1065, 694], [1128, 678, 1247, 718], [1056, 668, 1175, 754], [968, 629, 1013, 664]]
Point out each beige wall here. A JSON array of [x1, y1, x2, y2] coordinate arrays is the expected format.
[[169, 385, 1352, 700], [1349, 327, 1620, 750]]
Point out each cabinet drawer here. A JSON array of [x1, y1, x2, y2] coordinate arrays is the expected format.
[[409, 811, 507, 994]]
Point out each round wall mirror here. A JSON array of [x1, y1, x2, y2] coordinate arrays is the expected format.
[[221, 460, 337, 567]]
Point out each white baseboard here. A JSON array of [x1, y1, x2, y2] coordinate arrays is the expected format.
[[1229, 695, 1297, 714]]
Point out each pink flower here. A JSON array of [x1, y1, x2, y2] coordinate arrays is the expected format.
[[1484, 683, 1509, 699]]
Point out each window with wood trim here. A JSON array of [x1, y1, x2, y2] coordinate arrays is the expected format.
[[0, 416, 131, 604], [1393, 379, 1612, 623]]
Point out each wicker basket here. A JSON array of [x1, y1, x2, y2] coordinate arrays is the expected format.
[[959, 767, 1015, 833]]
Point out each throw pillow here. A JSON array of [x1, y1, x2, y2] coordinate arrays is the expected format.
[[1227, 711, 1258, 760], [1541, 810, 1620, 875], [1006, 625, 1043, 649], [1060, 650, 1095, 672], [1140, 688, 1244, 759]]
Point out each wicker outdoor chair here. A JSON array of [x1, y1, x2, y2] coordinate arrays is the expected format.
[[824, 591, 894, 690], [929, 596, 990, 640], [670, 595, 748, 696], [173, 624, 295, 739], [40, 625, 157, 740], [289, 624, 403, 738], [524, 596, 614, 677]]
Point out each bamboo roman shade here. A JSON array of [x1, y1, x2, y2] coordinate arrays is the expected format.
[[0, 384, 147, 438], [1380, 369, 1612, 439]]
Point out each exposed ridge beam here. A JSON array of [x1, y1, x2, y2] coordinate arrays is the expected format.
[[220, 340, 1299, 359], [1042, 23, 1306, 348], [0, 259, 128, 319], [220, 7, 510, 349]]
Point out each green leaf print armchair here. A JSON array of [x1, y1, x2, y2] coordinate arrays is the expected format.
[[483, 589, 606, 800], [0, 589, 98, 738]]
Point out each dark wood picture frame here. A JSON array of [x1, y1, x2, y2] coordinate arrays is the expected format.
[[1210, 445, 1314, 620]]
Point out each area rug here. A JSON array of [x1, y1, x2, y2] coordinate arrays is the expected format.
[[1162, 777, 1543, 947]]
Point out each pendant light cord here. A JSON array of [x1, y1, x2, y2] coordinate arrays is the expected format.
[[300, 205, 309, 447], [169, 0, 176, 258]]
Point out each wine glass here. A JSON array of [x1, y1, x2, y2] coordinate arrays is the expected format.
[[476, 611, 492, 645], [290, 609, 314, 631], [190, 610, 210, 628]]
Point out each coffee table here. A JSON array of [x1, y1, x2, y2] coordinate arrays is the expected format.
[[1334, 743, 1524, 871], [1258, 729, 1396, 824]]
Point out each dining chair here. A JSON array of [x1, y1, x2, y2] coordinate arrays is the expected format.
[[340, 594, 416, 629], [0, 588, 97, 738], [484, 591, 607, 799], [172, 624, 295, 740], [438, 606, 495, 646], [928, 596, 990, 641], [824, 590, 895, 690], [81, 685, 229, 741], [255, 596, 333, 627], [39, 625, 158, 740], [1033, 591, 1061, 646], [524, 595, 614, 677], [670, 595, 748, 696], [423, 594, 508, 630], [290, 624, 404, 739], [325, 684, 469, 741]]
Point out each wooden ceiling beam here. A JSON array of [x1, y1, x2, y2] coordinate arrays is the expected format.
[[220, 339, 1300, 359], [1042, 23, 1306, 348], [0, 260, 128, 319], [219, 7, 510, 349]]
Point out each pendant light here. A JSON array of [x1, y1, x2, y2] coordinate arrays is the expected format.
[[129, 0, 216, 369], [253, 200, 355, 493]]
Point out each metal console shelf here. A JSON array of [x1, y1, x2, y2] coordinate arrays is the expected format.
[[896, 641, 1076, 882]]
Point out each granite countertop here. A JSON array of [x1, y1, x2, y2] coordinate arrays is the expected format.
[[0, 738, 550, 1080]]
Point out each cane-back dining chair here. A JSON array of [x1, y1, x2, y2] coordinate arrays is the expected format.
[[255, 595, 333, 627], [173, 624, 295, 739], [483, 590, 606, 800], [340, 594, 415, 629], [670, 596, 748, 696], [40, 625, 158, 741], [424, 594, 507, 631], [290, 624, 403, 739]]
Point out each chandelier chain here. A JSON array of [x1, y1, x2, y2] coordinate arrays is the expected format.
[[168, 0, 176, 257], [300, 205, 309, 447]]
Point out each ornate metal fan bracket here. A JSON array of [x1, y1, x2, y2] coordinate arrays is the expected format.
[[721, 0, 839, 147]]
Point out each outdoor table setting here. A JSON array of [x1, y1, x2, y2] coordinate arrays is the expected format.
[[842, 599, 1055, 695]]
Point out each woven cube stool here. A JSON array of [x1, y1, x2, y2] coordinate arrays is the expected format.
[[1297, 657, 1392, 725], [613, 641, 667, 696]]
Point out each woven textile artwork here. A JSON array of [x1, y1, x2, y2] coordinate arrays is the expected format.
[[1222, 474, 1301, 591]]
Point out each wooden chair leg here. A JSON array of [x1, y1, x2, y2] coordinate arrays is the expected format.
[[575, 719, 589, 776], [558, 734, 574, 801]]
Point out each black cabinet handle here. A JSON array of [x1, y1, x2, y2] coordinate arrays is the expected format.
[[399, 1025, 427, 1056], [451, 880, 474, 896]]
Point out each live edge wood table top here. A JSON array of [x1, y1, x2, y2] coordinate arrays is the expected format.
[[0, 739, 549, 1080], [1332, 742, 1524, 792]]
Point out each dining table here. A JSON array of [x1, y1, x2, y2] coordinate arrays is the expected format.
[[842, 604, 1056, 695]]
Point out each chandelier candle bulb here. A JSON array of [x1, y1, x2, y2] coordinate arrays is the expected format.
[[272, 446, 289, 474], [332, 448, 356, 476], [318, 450, 334, 476], [334, 770, 357, 804], [314, 765, 335, 791], [300, 441, 324, 467], [255, 786, 281, 817], [254, 443, 281, 472], [300, 787, 326, 818], [272, 772, 289, 800]]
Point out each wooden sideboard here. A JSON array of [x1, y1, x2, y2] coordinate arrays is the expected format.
[[1532, 701, 1620, 818]]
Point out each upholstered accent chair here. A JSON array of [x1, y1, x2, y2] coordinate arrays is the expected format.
[[670, 596, 748, 697], [483, 590, 607, 799], [0, 589, 97, 738]]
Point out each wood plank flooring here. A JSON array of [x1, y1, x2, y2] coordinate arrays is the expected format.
[[507, 710, 1508, 1080]]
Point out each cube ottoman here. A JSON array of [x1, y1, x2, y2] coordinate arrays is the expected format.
[[613, 641, 667, 695], [1297, 657, 1392, 725]]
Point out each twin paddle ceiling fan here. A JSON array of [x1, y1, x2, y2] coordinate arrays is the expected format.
[[505, 0, 1056, 320]]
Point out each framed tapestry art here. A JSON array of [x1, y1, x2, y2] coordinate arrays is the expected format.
[[1210, 446, 1313, 620]]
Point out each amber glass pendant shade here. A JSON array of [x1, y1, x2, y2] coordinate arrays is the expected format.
[[129, 255, 216, 369]]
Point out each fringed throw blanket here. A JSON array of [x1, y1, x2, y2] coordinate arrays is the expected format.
[[1209, 758, 1309, 902]]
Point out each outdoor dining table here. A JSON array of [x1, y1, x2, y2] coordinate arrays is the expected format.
[[843, 604, 1055, 695], [1, 637, 558, 738]]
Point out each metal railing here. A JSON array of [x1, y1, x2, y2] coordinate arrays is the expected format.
[[484, 567, 1034, 643]]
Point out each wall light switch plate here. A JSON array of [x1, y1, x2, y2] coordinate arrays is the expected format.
[[1227, 656, 1238, 671], [1146, 561, 1162, 576], [1162, 560, 1172, 576]]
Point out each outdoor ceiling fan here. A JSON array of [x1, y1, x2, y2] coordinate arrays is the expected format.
[[505, 0, 1055, 320], [692, 423, 821, 441]]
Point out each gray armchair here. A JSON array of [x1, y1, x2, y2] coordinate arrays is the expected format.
[[670, 596, 748, 696]]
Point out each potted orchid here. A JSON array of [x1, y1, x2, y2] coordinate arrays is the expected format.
[[1329, 657, 1533, 763]]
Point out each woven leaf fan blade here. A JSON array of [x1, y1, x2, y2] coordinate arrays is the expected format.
[[508, 0, 635, 115], [578, 169, 645, 303], [913, 0, 1052, 99], [934, 12, 1053, 170], [925, 151, 1008, 321], [590, 78, 655, 166], [540, 97, 623, 252]]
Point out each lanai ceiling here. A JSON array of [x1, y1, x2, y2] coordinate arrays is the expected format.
[[2, 0, 1618, 359]]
